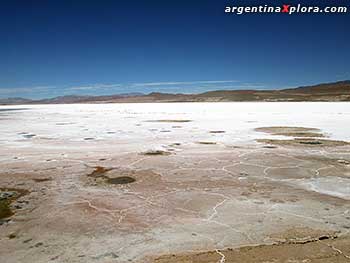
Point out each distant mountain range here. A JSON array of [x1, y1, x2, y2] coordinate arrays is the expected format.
[[1, 81, 350, 105]]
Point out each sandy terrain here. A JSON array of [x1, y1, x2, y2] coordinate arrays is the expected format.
[[0, 102, 350, 262]]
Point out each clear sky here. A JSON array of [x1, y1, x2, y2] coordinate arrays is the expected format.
[[0, 0, 349, 98]]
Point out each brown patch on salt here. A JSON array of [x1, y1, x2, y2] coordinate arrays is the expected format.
[[87, 166, 161, 186], [87, 166, 113, 178], [0, 188, 29, 220], [150, 228, 346, 263], [145, 119, 192, 123], [106, 176, 136, 185], [141, 150, 172, 156], [32, 178, 52, 182], [267, 227, 338, 244], [209, 130, 225, 134], [262, 145, 277, 149], [56, 122, 75, 125], [255, 126, 324, 138], [198, 141, 217, 145], [338, 160, 350, 165], [22, 134, 36, 139], [257, 138, 350, 147]]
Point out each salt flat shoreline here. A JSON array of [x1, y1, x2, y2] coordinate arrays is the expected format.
[[2, 100, 350, 107], [0, 102, 350, 262]]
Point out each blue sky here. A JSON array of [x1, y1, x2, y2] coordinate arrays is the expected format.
[[0, 0, 349, 99]]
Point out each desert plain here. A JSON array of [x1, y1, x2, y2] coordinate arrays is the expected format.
[[0, 102, 350, 262]]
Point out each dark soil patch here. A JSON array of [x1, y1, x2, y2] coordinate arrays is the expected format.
[[255, 126, 324, 138], [286, 132, 325, 137], [141, 150, 172, 156], [106, 176, 136, 185], [23, 238, 32, 243], [145, 119, 192, 123], [32, 178, 52, 182], [262, 145, 277, 149], [338, 160, 350, 165], [0, 200, 13, 219], [56, 122, 74, 125], [0, 188, 29, 220], [209, 131, 226, 133], [0, 108, 28, 112], [198, 141, 217, 145], [87, 167, 137, 186], [257, 138, 350, 147], [0, 188, 29, 200], [23, 134, 36, 139], [8, 233, 16, 239], [34, 242, 43, 247], [299, 140, 323, 145]]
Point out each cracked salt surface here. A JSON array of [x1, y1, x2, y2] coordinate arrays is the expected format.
[[1, 102, 350, 147], [297, 177, 350, 200], [1, 102, 350, 262]]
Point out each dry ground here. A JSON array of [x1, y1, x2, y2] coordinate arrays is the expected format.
[[0, 105, 350, 262]]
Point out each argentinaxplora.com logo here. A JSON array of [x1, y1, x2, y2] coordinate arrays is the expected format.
[[225, 4, 348, 15]]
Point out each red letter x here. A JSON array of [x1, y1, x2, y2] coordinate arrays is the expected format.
[[282, 5, 290, 13]]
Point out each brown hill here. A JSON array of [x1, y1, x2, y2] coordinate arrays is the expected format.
[[1, 80, 350, 105], [284, 80, 350, 94]]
